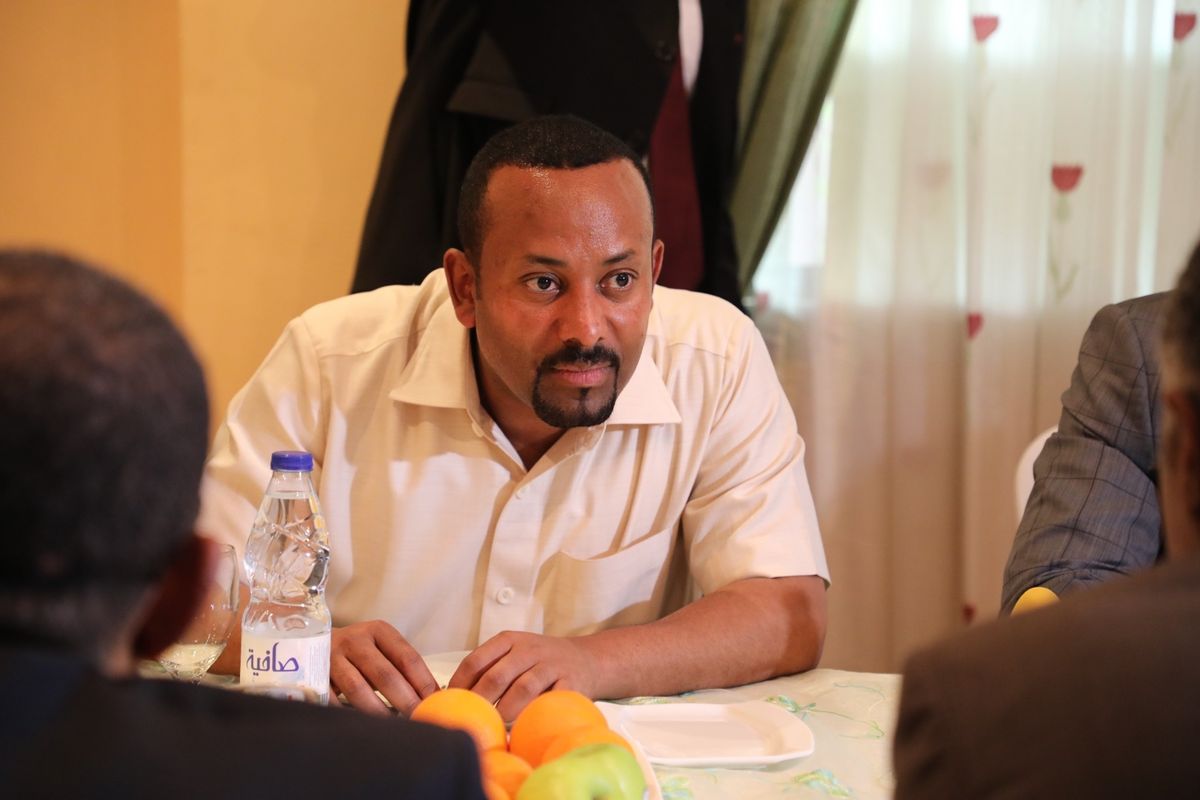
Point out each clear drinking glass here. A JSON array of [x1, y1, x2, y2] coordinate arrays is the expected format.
[[155, 543, 239, 682]]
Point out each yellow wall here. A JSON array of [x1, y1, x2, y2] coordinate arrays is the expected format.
[[0, 1, 183, 312], [0, 0, 407, 427]]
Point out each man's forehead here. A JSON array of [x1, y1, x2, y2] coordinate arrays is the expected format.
[[484, 161, 650, 210]]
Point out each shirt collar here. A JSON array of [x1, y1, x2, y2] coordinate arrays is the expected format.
[[389, 299, 481, 412], [606, 305, 681, 425], [389, 294, 681, 426]]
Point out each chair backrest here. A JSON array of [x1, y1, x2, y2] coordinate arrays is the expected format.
[[1015, 426, 1057, 520]]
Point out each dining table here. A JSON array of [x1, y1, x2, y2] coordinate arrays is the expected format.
[[424, 654, 901, 800], [169, 654, 901, 800], [641, 668, 899, 799]]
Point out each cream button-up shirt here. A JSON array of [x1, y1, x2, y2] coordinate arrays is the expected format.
[[200, 272, 828, 654]]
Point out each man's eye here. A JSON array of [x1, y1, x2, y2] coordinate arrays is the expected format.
[[527, 275, 559, 292], [604, 272, 634, 289]]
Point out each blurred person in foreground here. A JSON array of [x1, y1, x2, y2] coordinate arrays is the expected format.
[[893, 240, 1200, 799], [0, 251, 484, 799], [201, 115, 829, 720]]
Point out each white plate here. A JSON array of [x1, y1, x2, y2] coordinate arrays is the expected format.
[[597, 700, 815, 767]]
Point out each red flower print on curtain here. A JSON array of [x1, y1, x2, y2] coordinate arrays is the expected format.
[[1049, 164, 1084, 301], [1170, 13, 1195, 141], [972, 15, 999, 43], [1176, 13, 1196, 42], [1051, 165, 1083, 192], [966, 312, 984, 340]]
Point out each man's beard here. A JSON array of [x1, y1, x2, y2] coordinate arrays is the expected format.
[[531, 343, 621, 428]]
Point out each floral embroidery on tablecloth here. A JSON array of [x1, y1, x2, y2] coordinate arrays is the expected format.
[[791, 768, 854, 797], [765, 694, 886, 740], [658, 775, 695, 800]]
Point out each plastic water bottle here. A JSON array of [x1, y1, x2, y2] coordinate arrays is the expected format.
[[240, 450, 331, 703]]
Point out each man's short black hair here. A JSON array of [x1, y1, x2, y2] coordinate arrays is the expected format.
[[1164, 240, 1200, 385], [456, 114, 655, 263], [0, 251, 209, 656]]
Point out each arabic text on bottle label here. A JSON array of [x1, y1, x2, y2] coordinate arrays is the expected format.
[[241, 632, 330, 703]]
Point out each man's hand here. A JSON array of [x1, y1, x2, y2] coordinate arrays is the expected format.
[[331, 620, 439, 716], [449, 632, 597, 721]]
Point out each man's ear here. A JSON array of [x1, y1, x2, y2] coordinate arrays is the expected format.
[[651, 239, 664, 286], [131, 536, 220, 660], [444, 248, 478, 329]]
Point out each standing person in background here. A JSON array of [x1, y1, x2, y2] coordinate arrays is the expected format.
[[352, 0, 747, 308], [1001, 293, 1167, 612], [0, 251, 484, 799], [893, 241, 1200, 799]]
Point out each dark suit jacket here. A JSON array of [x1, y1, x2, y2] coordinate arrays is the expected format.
[[352, 0, 746, 308], [1002, 293, 1167, 612], [895, 553, 1200, 799], [0, 644, 485, 799]]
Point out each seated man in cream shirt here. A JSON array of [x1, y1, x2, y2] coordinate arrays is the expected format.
[[201, 115, 828, 719]]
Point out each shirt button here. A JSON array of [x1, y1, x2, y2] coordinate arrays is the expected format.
[[496, 587, 515, 605]]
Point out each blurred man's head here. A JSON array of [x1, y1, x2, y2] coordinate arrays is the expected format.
[[1160, 240, 1200, 558], [444, 116, 664, 446], [0, 251, 210, 671]]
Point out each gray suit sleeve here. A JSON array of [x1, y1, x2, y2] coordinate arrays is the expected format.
[[1001, 296, 1164, 612]]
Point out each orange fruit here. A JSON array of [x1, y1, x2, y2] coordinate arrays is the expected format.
[[410, 687, 507, 754], [481, 749, 533, 797], [540, 724, 635, 763], [481, 777, 510, 800], [508, 689, 609, 766]]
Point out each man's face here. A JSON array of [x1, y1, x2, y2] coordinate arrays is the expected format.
[[446, 160, 662, 438]]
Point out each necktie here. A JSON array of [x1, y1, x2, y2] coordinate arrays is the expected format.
[[648, 50, 705, 291]]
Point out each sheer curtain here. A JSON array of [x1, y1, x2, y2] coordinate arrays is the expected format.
[[752, 0, 1200, 672]]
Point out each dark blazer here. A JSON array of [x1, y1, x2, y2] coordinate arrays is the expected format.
[[1002, 293, 1167, 611], [0, 644, 485, 799], [352, 0, 746, 308], [894, 553, 1200, 799]]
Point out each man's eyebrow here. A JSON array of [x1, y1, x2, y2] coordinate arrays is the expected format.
[[525, 254, 567, 267], [523, 250, 637, 267]]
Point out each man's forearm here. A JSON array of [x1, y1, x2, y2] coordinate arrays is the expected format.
[[576, 575, 827, 700]]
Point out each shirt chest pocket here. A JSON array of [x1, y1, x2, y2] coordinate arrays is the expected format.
[[540, 527, 687, 637]]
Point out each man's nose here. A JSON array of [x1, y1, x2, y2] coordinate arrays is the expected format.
[[558, 286, 605, 348]]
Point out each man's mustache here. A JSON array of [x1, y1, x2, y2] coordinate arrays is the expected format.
[[538, 343, 620, 373]]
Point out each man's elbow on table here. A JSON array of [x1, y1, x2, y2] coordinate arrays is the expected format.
[[780, 574, 828, 675], [716, 574, 828, 681]]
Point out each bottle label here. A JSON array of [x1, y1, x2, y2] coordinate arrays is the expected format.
[[241, 632, 330, 704]]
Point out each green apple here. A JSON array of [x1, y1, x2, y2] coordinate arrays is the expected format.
[[515, 743, 646, 800]]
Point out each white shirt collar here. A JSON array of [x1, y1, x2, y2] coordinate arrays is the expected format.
[[388, 294, 681, 426]]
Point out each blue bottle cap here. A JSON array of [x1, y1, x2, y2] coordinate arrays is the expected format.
[[270, 450, 313, 472]]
